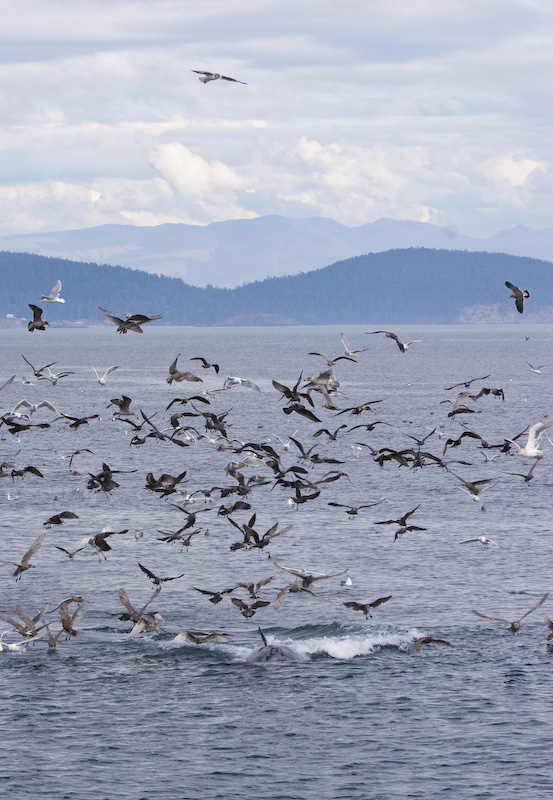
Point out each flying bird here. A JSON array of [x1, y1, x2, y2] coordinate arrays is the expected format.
[[99, 307, 162, 333], [0, 532, 46, 579], [43, 511, 79, 528], [413, 636, 454, 652], [171, 631, 233, 644], [460, 536, 502, 548], [194, 586, 236, 604], [167, 355, 202, 384], [472, 592, 549, 634], [343, 596, 392, 618], [505, 281, 530, 313], [116, 587, 163, 636], [27, 304, 48, 332], [192, 69, 247, 84], [190, 356, 220, 374], [340, 332, 368, 357], [526, 363, 551, 374], [512, 420, 553, 458], [40, 280, 65, 303], [224, 375, 261, 392], [138, 563, 185, 585], [365, 331, 421, 352], [231, 598, 270, 617], [91, 364, 121, 385], [21, 355, 57, 377]]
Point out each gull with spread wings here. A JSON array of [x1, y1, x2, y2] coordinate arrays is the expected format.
[[192, 69, 246, 84]]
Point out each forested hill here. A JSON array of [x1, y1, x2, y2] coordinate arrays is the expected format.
[[1, 248, 552, 326]]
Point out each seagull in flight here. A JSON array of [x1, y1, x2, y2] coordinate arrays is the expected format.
[[365, 330, 421, 353], [40, 280, 65, 303], [460, 536, 502, 548], [472, 592, 549, 634], [192, 70, 247, 84], [99, 307, 162, 334], [505, 281, 530, 313], [224, 375, 261, 392], [512, 420, 553, 458], [27, 304, 48, 332], [91, 364, 121, 385], [526, 363, 551, 374]]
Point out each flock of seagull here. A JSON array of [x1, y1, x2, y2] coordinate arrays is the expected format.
[[1, 278, 551, 660]]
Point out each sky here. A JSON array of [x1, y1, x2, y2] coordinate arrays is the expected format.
[[0, 0, 551, 238]]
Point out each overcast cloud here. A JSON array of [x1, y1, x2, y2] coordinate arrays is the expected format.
[[0, 0, 551, 237]]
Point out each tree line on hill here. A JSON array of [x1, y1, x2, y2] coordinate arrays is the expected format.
[[1, 248, 551, 326]]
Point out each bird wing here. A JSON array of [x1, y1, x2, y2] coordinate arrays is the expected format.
[[0, 612, 21, 630], [138, 563, 157, 581], [471, 610, 509, 623], [518, 592, 550, 622], [21, 532, 46, 564], [0, 375, 15, 393], [343, 601, 363, 611], [29, 304, 43, 320], [273, 584, 295, 610], [369, 595, 392, 609], [118, 589, 137, 618], [221, 75, 247, 83], [103, 312, 126, 327], [138, 587, 162, 615]]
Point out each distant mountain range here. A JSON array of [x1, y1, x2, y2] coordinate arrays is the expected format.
[[1, 216, 551, 288], [1, 248, 551, 326]]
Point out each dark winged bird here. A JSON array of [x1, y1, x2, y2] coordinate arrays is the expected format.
[[57, 599, 86, 639], [171, 631, 233, 644], [192, 69, 246, 84], [190, 356, 220, 374], [231, 598, 270, 617], [22, 355, 58, 377], [193, 586, 236, 604], [0, 532, 46, 579], [116, 587, 163, 636], [0, 605, 47, 637], [236, 576, 274, 599], [9, 465, 43, 480], [27, 304, 48, 332], [139, 563, 185, 585], [375, 505, 421, 527], [273, 563, 347, 610], [99, 307, 162, 333], [308, 351, 356, 366], [56, 413, 100, 429], [109, 395, 135, 418], [472, 592, 549, 634], [328, 499, 384, 516], [505, 281, 530, 313], [365, 330, 420, 352], [272, 372, 313, 405], [43, 511, 78, 527], [343, 595, 392, 618], [167, 355, 202, 384], [413, 636, 454, 652], [56, 528, 129, 560], [444, 374, 491, 391]]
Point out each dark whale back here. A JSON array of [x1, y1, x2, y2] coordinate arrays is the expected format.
[[245, 628, 306, 663], [245, 643, 305, 663]]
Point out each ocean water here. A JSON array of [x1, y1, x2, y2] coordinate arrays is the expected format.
[[1, 323, 552, 800]]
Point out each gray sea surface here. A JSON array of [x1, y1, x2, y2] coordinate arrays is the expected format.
[[1, 324, 552, 800]]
